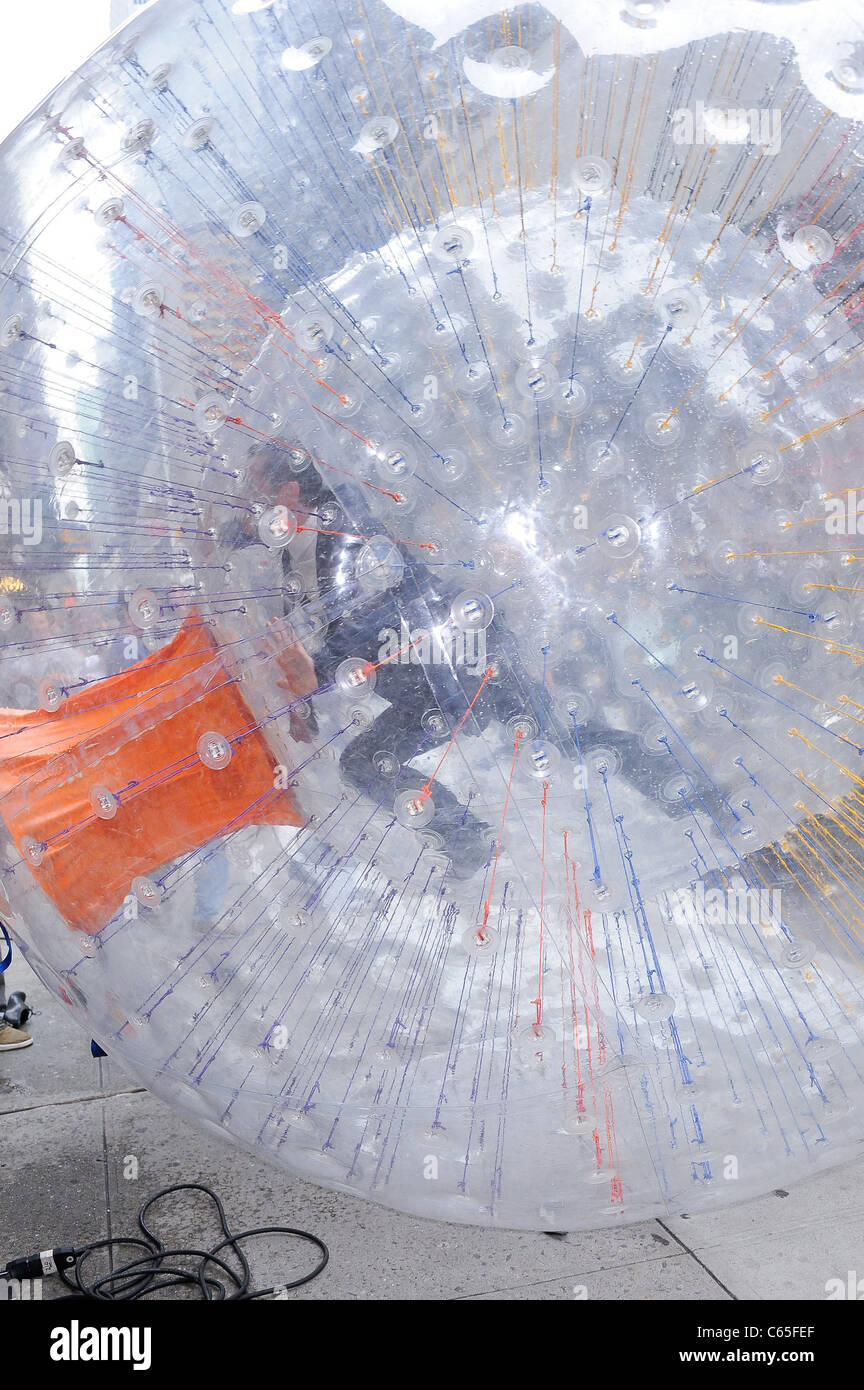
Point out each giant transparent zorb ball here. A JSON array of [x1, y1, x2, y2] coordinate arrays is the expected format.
[[2, 0, 864, 1229]]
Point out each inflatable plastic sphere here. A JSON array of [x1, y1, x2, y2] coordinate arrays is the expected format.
[[4, 0, 864, 1231]]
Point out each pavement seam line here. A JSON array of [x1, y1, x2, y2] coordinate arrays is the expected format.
[[655, 1219, 738, 1300]]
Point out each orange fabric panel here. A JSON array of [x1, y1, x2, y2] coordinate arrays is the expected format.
[[0, 615, 305, 934]]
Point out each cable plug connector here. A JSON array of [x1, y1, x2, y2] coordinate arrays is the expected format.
[[3, 1247, 77, 1280]]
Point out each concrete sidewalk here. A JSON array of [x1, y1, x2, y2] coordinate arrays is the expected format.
[[2, 956, 862, 1301]]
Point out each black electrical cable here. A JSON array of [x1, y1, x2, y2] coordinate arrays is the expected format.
[[2, 1182, 328, 1301]]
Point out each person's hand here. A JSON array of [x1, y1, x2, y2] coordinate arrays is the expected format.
[[274, 479, 301, 510], [274, 639, 319, 742], [275, 643, 316, 695]]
